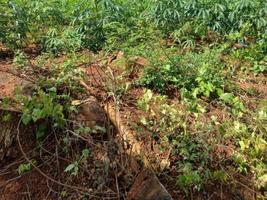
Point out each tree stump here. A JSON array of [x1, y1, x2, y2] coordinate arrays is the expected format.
[[0, 111, 20, 160]]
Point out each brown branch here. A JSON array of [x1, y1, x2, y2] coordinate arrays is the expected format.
[[0, 68, 36, 83]]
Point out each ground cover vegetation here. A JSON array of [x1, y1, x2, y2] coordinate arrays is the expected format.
[[0, 0, 266, 199]]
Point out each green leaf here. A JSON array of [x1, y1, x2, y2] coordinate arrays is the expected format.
[[140, 117, 148, 125], [17, 160, 36, 175], [82, 149, 90, 159], [18, 163, 32, 175], [257, 174, 267, 189], [212, 170, 227, 182], [94, 125, 106, 133], [220, 93, 234, 103], [64, 163, 76, 172], [144, 89, 153, 102], [22, 113, 32, 125], [32, 108, 43, 122], [36, 124, 47, 141], [239, 140, 246, 151]]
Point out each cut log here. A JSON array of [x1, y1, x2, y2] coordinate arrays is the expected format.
[[126, 169, 173, 200]]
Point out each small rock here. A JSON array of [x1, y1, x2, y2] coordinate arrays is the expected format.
[[126, 169, 173, 200], [76, 96, 107, 128], [21, 82, 35, 97]]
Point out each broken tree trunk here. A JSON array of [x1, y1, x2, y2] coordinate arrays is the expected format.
[[0, 65, 33, 161], [0, 111, 21, 161], [76, 82, 173, 199], [103, 102, 173, 200], [104, 102, 170, 171]]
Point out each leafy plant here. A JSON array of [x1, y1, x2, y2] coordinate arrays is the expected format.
[[44, 27, 82, 54], [0, 1, 29, 48], [20, 89, 65, 127], [211, 170, 228, 182], [13, 56, 84, 141], [138, 90, 185, 148], [140, 48, 228, 111], [148, 0, 267, 39]]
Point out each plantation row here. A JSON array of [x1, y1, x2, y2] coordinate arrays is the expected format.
[[1, 0, 266, 52]]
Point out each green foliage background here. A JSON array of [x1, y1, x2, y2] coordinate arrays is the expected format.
[[0, 0, 266, 51]]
